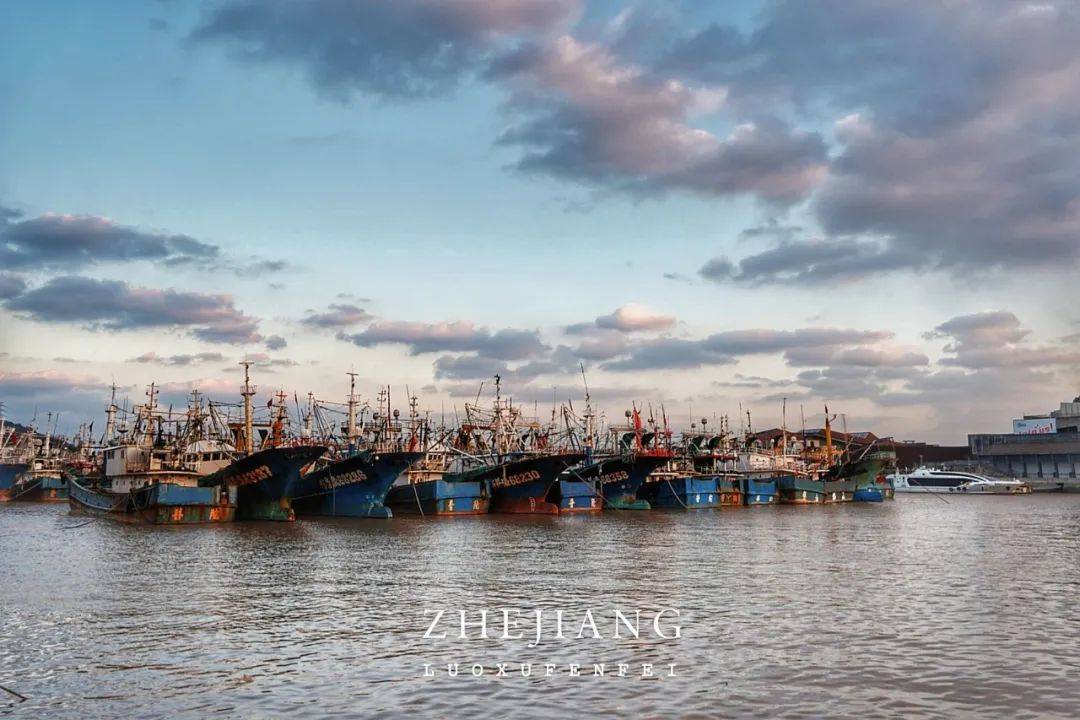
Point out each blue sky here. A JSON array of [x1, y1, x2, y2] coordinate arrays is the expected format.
[[2, 1, 1079, 442]]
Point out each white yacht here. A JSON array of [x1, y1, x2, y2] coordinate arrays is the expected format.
[[888, 466, 1032, 494]]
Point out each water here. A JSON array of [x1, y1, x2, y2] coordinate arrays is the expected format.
[[2, 496, 1078, 719]]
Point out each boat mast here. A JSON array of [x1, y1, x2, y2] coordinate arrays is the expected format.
[[781, 397, 788, 457], [580, 363, 594, 460], [44, 411, 53, 456], [824, 404, 833, 466], [240, 360, 256, 455], [345, 371, 359, 454], [493, 374, 504, 459], [144, 382, 158, 447]]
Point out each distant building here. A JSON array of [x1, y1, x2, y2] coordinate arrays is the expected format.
[[969, 395, 1080, 479], [891, 442, 970, 469], [747, 428, 972, 468]]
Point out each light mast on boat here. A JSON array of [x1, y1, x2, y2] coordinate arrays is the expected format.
[[345, 371, 360, 454], [240, 360, 256, 455]]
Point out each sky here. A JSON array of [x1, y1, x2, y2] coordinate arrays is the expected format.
[[1, 0, 1079, 443]]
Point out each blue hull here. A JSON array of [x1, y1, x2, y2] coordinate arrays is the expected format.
[[1, 472, 68, 502], [290, 451, 422, 518], [0, 462, 28, 491], [640, 476, 722, 509], [386, 478, 489, 515], [740, 476, 779, 505], [854, 487, 885, 502], [550, 479, 601, 513]]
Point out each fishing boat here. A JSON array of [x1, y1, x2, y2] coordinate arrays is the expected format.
[[2, 411, 69, 502], [487, 452, 590, 513], [639, 464, 723, 509], [0, 412, 32, 500], [442, 376, 589, 515], [195, 365, 326, 521], [686, 419, 745, 507], [736, 452, 784, 506], [7, 460, 66, 502], [290, 380, 424, 518], [566, 453, 670, 511], [775, 474, 827, 504], [68, 385, 235, 524], [737, 406, 815, 506], [386, 449, 491, 516], [849, 449, 897, 502], [562, 400, 674, 511]]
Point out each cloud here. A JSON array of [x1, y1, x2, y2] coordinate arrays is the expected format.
[[264, 334, 287, 350], [664, 1, 1080, 279], [5, 276, 262, 345], [594, 303, 675, 332], [712, 374, 796, 390], [555, 332, 629, 362], [0, 272, 26, 299], [193, 0, 580, 100], [603, 327, 892, 372], [783, 346, 929, 368], [0, 207, 290, 277], [0, 370, 113, 425], [433, 354, 508, 381], [0, 212, 219, 271], [301, 303, 372, 328], [699, 238, 913, 286], [338, 320, 547, 360], [929, 310, 1080, 369], [241, 352, 299, 369], [492, 36, 827, 204], [128, 351, 226, 366]]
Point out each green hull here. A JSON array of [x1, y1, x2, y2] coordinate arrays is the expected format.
[[849, 451, 897, 500], [236, 498, 295, 521], [777, 476, 826, 504]]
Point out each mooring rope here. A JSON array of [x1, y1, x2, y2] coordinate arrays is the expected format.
[[662, 475, 692, 510]]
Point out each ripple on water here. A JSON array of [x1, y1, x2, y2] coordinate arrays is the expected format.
[[1, 496, 1079, 718]]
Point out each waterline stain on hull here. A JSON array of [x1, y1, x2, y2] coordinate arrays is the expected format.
[[567, 455, 670, 511], [202, 446, 327, 522], [481, 454, 585, 515]]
